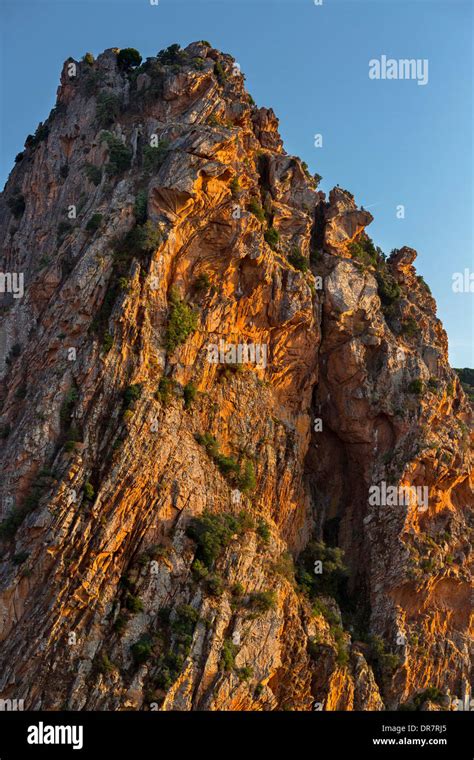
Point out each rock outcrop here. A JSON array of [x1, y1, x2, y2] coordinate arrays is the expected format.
[[0, 42, 471, 712]]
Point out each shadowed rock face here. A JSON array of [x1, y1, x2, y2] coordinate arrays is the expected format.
[[0, 42, 471, 712]]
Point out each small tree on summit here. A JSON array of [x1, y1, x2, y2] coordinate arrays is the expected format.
[[157, 43, 184, 65], [117, 48, 142, 70]]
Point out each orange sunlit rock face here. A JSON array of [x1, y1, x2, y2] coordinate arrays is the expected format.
[[0, 42, 471, 712]]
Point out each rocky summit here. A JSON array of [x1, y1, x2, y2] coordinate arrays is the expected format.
[[0, 42, 471, 712]]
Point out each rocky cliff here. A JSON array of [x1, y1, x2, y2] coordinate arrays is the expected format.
[[0, 42, 471, 712]]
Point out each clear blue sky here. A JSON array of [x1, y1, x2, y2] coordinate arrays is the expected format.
[[1, 0, 472, 366]]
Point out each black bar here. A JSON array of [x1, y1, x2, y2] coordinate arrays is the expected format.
[[0, 710, 471, 758]]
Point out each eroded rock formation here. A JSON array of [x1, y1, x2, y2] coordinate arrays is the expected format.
[[0, 42, 471, 711]]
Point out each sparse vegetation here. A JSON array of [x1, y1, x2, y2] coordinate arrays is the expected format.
[[153, 605, 198, 687], [238, 460, 256, 493], [229, 177, 240, 198], [247, 590, 277, 614], [412, 687, 444, 709], [194, 273, 211, 292], [296, 541, 348, 601], [134, 190, 148, 224], [96, 92, 120, 128], [57, 221, 72, 241], [365, 635, 402, 682], [165, 289, 198, 352], [376, 264, 401, 308], [256, 519, 270, 543], [401, 317, 419, 339], [183, 382, 197, 409], [408, 379, 424, 395], [86, 213, 103, 232], [195, 433, 240, 478], [220, 637, 238, 672], [0, 469, 56, 540], [288, 246, 308, 272], [416, 275, 432, 295], [113, 614, 127, 635], [191, 558, 208, 580], [83, 482, 95, 501], [131, 636, 152, 665], [272, 551, 295, 582], [348, 234, 379, 268], [126, 594, 144, 613], [101, 131, 132, 175], [117, 48, 142, 70], [333, 627, 350, 667], [237, 666, 253, 682], [60, 386, 78, 426], [123, 383, 142, 409], [101, 331, 113, 354], [454, 368, 474, 405], [120, 221, 161, 258], [155, 377, 174, 405], [143, 141, 170, 173], [84, 164, 102, 186], [97, 653, 116, 674], [25, 122, 49, 149], [157, 43, 186, 66], [214, 61, 226, 85], [186, 510, 253, 569], [264, 227, 279, 250], [205, 572, 225, 596], [247, 197, 265, 222]]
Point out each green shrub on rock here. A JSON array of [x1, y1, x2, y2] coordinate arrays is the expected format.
[[287, 246, 308, 272], [408, 379, 424, 395], [134, 190, 148, 223], [157, 44, 185, 66], [264, 227, 279, 250], [84, 163, 102, 186], [123, 384, 142, 409], [122, 221, 161, 258], [143, 141, 169, 173], [101, 131, 132, 175], [186, 510, 251, 569], [86, 213, 103, 232], [96, 93, 120, 128], [117, 48, 142, 70], [247, 197, 265, 222], [165, 289, 197, 352], [131, 636, 152, 664]]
